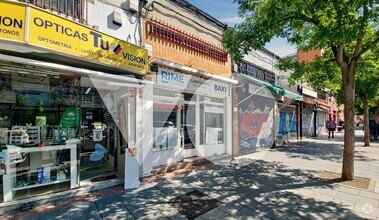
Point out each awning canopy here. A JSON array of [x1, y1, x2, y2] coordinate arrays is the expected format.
[[283, 90, 303, 101], [237, 73, 303, 101]]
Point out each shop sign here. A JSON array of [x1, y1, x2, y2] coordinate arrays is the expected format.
[[204, 103, 224, 114], [156, 68, 189, 89], [156, 67, 230, 97], [238, 62, 275, 84], [303, 96, 316, 104], [301, 87, 318, 98], [188, 78, 210, 93], [28, 7, 147, 74], [212, 82, 229, 95], [0, 2, 148, 74], [0, 1, 26, 43]]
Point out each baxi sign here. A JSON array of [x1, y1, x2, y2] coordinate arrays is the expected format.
[[0, 1, 148, 74]]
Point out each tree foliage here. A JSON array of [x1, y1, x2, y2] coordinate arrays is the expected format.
[[222, 0, 379, 180]]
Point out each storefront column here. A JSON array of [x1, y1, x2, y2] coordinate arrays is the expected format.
[[232, 86, 239, 157], [141, 83, 154, 177], [273, 100, 278, 147], [225, 96, 233, 156]]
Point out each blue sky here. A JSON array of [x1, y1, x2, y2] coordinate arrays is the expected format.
[[187, 0, 297, 57]]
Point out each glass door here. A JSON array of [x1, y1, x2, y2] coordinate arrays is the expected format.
[[182, 103, 196, 150]]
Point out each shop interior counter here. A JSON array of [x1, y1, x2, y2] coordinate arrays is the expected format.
[[2, 143, 78, 202]]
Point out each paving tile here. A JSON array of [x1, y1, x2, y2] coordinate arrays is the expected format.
[[96, 195, 133, 219], [336, 192, 379, 207], [309, 192, 335, 203], [354, 203, 379, 218], [333, 185, 361, 196], [39, 207, 70, 220], [69, 201, 101, 220], [359, 191, 379, 200], [200, 208, 236, 220], [309, 187, 339, 197], [234, 207, 270, 220]]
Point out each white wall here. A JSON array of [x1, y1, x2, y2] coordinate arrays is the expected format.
[[87, 0, 141, 45], [152, 149, 184, 167]]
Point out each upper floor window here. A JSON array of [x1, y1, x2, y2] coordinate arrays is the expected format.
[[19, 0, 86, 22]]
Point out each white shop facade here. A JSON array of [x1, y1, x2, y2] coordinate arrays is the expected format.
[[145, 64, 235, 170]]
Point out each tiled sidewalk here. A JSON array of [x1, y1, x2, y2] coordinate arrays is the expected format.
[[1, 130, 379, 219]]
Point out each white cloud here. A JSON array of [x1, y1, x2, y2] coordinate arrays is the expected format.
[[219, 17, 244, 26]]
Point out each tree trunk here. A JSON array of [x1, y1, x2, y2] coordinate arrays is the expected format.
[[341, 65, 356, 180], [361, 94, 370, 146]]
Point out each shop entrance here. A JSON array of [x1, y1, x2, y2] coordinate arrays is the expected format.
[[78, 78, 136, 185], [182, 93, 197, 157]]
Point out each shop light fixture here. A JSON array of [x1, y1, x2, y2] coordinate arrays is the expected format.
[[32, 73, 47, 77], [17, 71, 30, 74], [180, 66, 193, 72], [85, 87, 92, 95]]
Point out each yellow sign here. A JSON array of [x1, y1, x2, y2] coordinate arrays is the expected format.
[[28, 7, 147, 74], [0, 2, 26, 42]]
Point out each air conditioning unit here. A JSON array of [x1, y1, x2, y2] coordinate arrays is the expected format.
[[121, 0, 138, 13], [112, 11, 122, 26]]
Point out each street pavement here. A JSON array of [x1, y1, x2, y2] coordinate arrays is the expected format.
[[1, 129, 379, 220]]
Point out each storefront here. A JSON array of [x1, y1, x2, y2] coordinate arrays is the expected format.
[[316, 100, 331, 135], [234, 74, 275, 155], [0, 1, 148, 202], [301, 96, 317, 138], [277, 98, 298, 145], [147, 63, 235, 168]]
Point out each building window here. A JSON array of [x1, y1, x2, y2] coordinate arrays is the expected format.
[[20, 0, 85, 22], [200, 96, 224, 145]]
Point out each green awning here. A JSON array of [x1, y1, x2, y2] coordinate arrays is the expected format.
[[237, 73, 303, 101], [237, 73, 285, 96], [283, 90, 303, 101]]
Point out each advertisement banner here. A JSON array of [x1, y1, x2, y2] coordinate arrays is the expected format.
[[28, 7, 147, 74], [0, 1, 26, 42]]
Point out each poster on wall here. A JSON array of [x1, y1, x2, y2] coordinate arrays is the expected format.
[[16, 91, 55, 108], [0, 91, 16, 104], [59, 104, 79, 140]]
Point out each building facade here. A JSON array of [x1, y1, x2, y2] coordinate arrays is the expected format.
[[232, 49, 302, 155], [0, 0, 147, 202], [140, 0, 236, 175]]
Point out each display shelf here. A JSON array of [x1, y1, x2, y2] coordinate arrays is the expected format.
[[13, 163, 69, 176], [13, 179, 70, 191], [3, 143, 78, 202]]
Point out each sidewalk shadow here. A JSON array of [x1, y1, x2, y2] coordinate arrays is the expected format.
[[276, 140, 376, 163], [132, 159, 366, 219]]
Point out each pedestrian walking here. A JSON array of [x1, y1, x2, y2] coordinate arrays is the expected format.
[[327, 116, 336, 138]]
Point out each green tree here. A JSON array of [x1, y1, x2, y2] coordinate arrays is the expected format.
[[223, 0, 379, 180], [355, 51, 379, 146]]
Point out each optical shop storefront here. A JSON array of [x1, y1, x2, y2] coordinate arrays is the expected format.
[[148, 65, 235, 168], [0, 1, 148, 202]]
